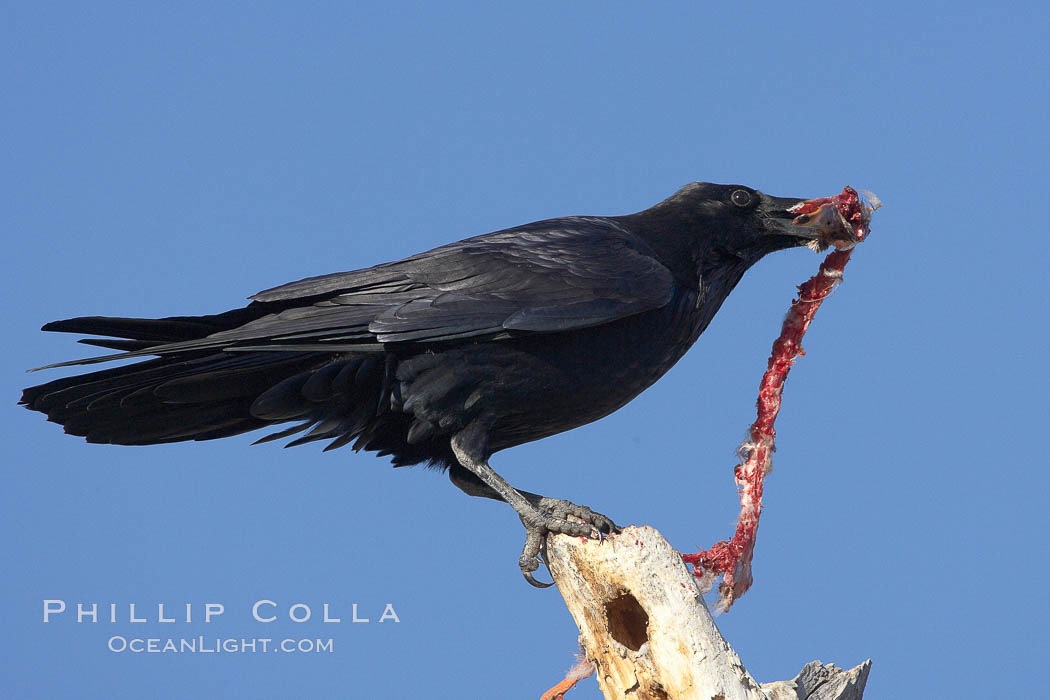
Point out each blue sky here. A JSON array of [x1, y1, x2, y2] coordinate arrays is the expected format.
[[3, 2, 1047, 698]]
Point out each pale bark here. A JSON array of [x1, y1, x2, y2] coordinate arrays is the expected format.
[[546, 525, 869, 699]]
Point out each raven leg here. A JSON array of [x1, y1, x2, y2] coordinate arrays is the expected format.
[[450, 424, 617, 587]]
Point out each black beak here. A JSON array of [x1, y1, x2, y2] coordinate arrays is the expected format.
[[761, 194, 821, 244]]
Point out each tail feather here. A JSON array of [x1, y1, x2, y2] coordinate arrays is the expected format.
[[63, 401, 260, 444], [41, 308, 264, 343], [22, 309, 326, 445], [22, 310, 458, 466], [23, 351, 331, 445], [77, 338, 159, 351], [29, 307, 274, 371]]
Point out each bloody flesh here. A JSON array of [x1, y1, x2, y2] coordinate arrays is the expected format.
[[683, 186, 878, 611]]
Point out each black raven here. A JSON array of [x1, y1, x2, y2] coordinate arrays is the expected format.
[[21, 182, 834, 585]]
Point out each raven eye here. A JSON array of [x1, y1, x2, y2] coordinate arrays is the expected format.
[[731, 189, 752, 207]]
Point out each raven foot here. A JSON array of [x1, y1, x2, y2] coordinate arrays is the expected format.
[[518, 498, 618, 587]]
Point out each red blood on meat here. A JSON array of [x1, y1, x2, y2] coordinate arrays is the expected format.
[[683, 186, 877, 611]]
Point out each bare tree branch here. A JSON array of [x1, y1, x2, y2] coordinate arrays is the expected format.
[[546, 525, 870, 699]]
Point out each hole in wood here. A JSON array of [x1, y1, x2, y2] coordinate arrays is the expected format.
[[604, 593, 649, 651]]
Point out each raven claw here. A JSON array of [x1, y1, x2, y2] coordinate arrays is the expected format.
[[517, 498, 617, 588], [522, 570, 555, 588]]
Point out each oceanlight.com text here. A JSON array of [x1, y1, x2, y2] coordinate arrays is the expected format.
[[107, 636, 334, 654]]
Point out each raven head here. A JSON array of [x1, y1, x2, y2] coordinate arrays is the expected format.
[[638, 182, 877, 264], [750, 186, 878, 255]]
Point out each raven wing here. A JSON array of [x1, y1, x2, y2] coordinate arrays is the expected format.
[[34, 218, 676, 368], [209, 217, 676, 348]]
